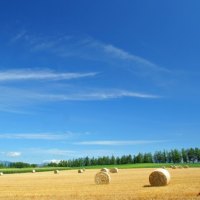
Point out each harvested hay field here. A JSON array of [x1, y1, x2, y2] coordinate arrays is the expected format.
[[0, 168, 199, 200]]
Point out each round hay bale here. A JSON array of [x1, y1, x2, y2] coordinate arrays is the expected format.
[[149, 169, 171, 186], [178, 165, 183, 169], [162, 166, 165, 169], [95, 172, 111, 185], [54, 170, 59, 174], [100, 168, 109, 173], [172, 165, 177, 169], [109, 168, 118, 173], [78, 169, 83, 173], [83, 168, 85, 171], [184, 165, 189, 168], [32, 169, 36, 173], [0, 172, 3, 176]]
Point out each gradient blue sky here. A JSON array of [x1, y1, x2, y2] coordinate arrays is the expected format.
[[0, 0, 199, 163]]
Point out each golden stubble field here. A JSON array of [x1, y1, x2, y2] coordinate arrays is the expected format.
[[0, 168, 199, 200]]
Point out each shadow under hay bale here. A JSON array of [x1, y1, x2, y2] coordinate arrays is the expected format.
[[54, 170, 59, 174], [109, 168, 118, 173], [143, 185, 152, 187], [78, 169, 83, 173], [100, 168, 109, 173], [95, 172, 111, 185], [149, 169, 171, 187]]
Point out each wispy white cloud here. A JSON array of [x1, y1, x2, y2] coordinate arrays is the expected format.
[[0, 69, 97, 82], [34, 90, 160, 101], [26, 148, 121, 158], [0, 34, 163, 114], [28, 148, 76, 156], [0, 87, 161, 114], [0, 86, 159, 112], [74, 140, 167, 146], [0, 133, 73, 140], [101, 44, 170, 73], [45, 149, 75, 156], [12, 32, 170, 74], [6, 152, 21, 157], [10, 30, 27, 43]]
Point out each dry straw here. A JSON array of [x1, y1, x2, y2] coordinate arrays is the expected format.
[[100, 168, 109, 173], [149, 169, 171, 186], [78, 169, 83, 173], [95, 172, 111, 184], [109, 168, 118, 173], [54, 170, 59, 174]]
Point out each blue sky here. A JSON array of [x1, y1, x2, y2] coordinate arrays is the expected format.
[[0, 0, 199, 163]]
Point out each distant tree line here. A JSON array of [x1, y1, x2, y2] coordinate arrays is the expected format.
[[0, 147, 199, 168], [47, 147, 200, 167], [9, 162, 37, 168], [0, 162, 37, 169]]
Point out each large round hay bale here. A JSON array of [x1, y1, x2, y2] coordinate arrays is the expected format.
[[109, 168, 118, 173], [178, 165, 183, 169], [32, 169, 36, 173], [78, 169, 83, 173], [162, 166, 165, 169], [184, 165, 189, 168], [149, 169, 171, 186], [172, 165, 177, 169], [95, 172, 111, 185], [83, 168, 86, 172], [100, 168, 109, 173], [54, 170, 59, 174], [0, 172, 3, 176]]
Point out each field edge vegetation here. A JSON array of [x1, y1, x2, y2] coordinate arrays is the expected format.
[[0, 163, 200, 174]]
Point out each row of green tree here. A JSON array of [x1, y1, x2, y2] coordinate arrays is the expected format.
[[47, 147, 200, 167], [0, 147, 199, 168], [0, 162, 37, 168]]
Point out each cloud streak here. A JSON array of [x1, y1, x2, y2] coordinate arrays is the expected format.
[[12, 32, 170, 74], [6, 152, 21, 157], [26, 148, 121, 158], [36, 90, 160, 101], [28, 148, 76, 156], [0, 34, 163, 113], [0, 133, 73, 140], [0, 86, 160, 112], [91, 42, 170, 73], [74, 140, 167, 146], [0, 69, 97, 82]]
